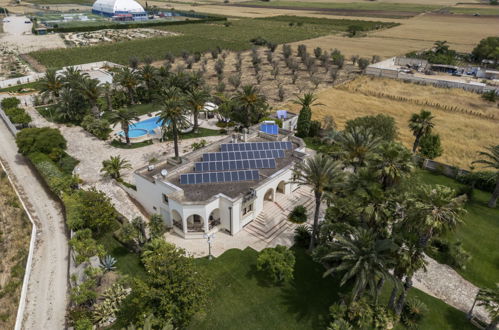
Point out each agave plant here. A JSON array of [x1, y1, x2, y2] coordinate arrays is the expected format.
[[99, 255, 117, 272]]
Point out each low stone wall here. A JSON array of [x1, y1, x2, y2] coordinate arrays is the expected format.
[[0, 108, 18, 136]]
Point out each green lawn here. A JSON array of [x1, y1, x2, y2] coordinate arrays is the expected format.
[[180, 127, 224, 139], [30, 16, 396, 68], [418, 171, 499, 289], [190, 247, 475, 330], [0, 81, 43, 93], [97, 230, 146, 278]]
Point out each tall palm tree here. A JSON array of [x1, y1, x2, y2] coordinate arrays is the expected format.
[[322, 227, 397, 303], [102, 82, 114, 112], [293, 92, 322, 138], [39, 69, 62, 102], [476, 286, 499, 330], [411, 184, 466, 250], [185, 87, 210, 132], [115, 67, 139, 105], [138, 64, 158, 102], [78, 77, 101, 117], [108, 108, 139, 145], [156, 87, 190, 159], [408, 110, 435, 153], [369, 141, 414, 190], [293, 154, 345, 249], [231, 85, 268, 127], [472, 145, 499, 208], [335, 127, 381, 172], [100, 155, 132, 179]]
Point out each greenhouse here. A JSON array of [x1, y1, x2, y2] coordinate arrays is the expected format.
[[91, 0, 147, 21]]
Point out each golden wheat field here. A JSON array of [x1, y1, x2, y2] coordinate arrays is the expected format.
[[287, 77, 499, 169]]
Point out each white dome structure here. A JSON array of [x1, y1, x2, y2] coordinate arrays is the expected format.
[[92, 0, 147, 20]]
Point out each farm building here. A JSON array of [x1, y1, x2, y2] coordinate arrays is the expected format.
[[91, 0, 147, 21]]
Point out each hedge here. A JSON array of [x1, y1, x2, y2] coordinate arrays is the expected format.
[[48, 14, 226, 33], [4, 107, 32, 125], [28, 152, 75, 196], [456, 171, 496, 193]]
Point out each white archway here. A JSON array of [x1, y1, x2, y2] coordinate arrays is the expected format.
[[264, 188, 274, 201], [171, 209, 183, 231], [186, 214, 204, 232], [276, 180, 287, 194], [208, 208, 221, 230]]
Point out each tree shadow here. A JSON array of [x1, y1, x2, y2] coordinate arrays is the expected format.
[[246, 263, 274, 288]]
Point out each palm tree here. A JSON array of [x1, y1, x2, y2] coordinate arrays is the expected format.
[[293, 154, 345, 249], [185, 87, 210, 132], [138, 64, 158, 101], [472, 145, 499, 208], [100, 155, 132, 179], [108, 108, 139, 145], [475, 286, 499, 330], [61, 66, 87, 88], [39, 69, 62, 102], [102, 82, 113, 112], [293, 93, 322, 138], [78, 77, 101, 117], [369, 141, 414, 190], [231, 85, 268, 127], [322, 227, 397, 303], [156, 87, 190, 159], [335, 127, 381, 172], [411, 184, 466, 250], [408, 110, 435, 153], [115, 67, 139, 104]]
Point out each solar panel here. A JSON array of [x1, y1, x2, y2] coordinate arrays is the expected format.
[[202, 150, 284, 162], [220, 141, 292, 152], [194, 159, 276, 172], [180, 170, 259, 184], [260, 124, 279, 135]]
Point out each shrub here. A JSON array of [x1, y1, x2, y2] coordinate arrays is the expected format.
[[28, 152, 76, 195], [456, 185, 474, 202], [430, 238, 471, 270], [4, 107, 31, 125], [481, 90, 497, 102], [308, 120, 321, 137], [294, 225, 311, 248], [345, 114, 397, 141], [401, 297, 428, 329], [250, 36, 268, 46], [69, 229, 106, 264], [456, 171, 495, 193], [419, 133, 443, 159], [16, 127, 67, 155], [81, 115, 111, 140], [1, 96, 20, 109], [256, 245, 295, 284], [288, 205, 307, 223]]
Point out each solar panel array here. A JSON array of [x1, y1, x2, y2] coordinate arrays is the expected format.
[[179, 141, 293, 185], [202, 149, 284, 162], [180, 170, 259, 184], [220, 141, 292, 152], [195, 158, 276, 172], [260, 124, 279, 135]]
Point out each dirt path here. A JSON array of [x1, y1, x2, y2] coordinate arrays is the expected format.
[[0, 119, 68, 329]]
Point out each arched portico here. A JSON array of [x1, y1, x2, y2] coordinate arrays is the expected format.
[[264, 188, 274, 201], [208, 208, 221, 230], [186, 214, 204, 232], [276, 180, 287, 194], [171, 209, 183, 231]]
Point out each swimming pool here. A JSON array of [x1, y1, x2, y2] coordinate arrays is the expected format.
[[119, 116, 164, 138]]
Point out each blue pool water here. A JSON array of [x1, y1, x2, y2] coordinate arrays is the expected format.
[[119, 116, 165, 138]]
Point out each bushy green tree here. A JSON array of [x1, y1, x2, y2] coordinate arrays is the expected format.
[[117, 240, 210, 328], [345, 114, 397, 142], [418, 133, 443, 159], [16, 127, 67, 155], [1, 96, 20, 109], [149, 214, 167, 239], [471, 36, 499, 63], [69, 229, 106, 264], [294, 93, 321, 138], [257, 245, 295, 284]]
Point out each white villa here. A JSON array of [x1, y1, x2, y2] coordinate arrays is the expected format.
[[132, 126, 308, 239]]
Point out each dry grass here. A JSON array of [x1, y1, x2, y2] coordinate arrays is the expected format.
[[287, 77, 499, 169], [290, 14, 499, 58], [0, 168, 31, 329]]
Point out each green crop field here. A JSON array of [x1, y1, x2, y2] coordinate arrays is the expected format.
[[238, 1, 443, 13], [27, 0, 94, 5], [30, 16, 396, 68]]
